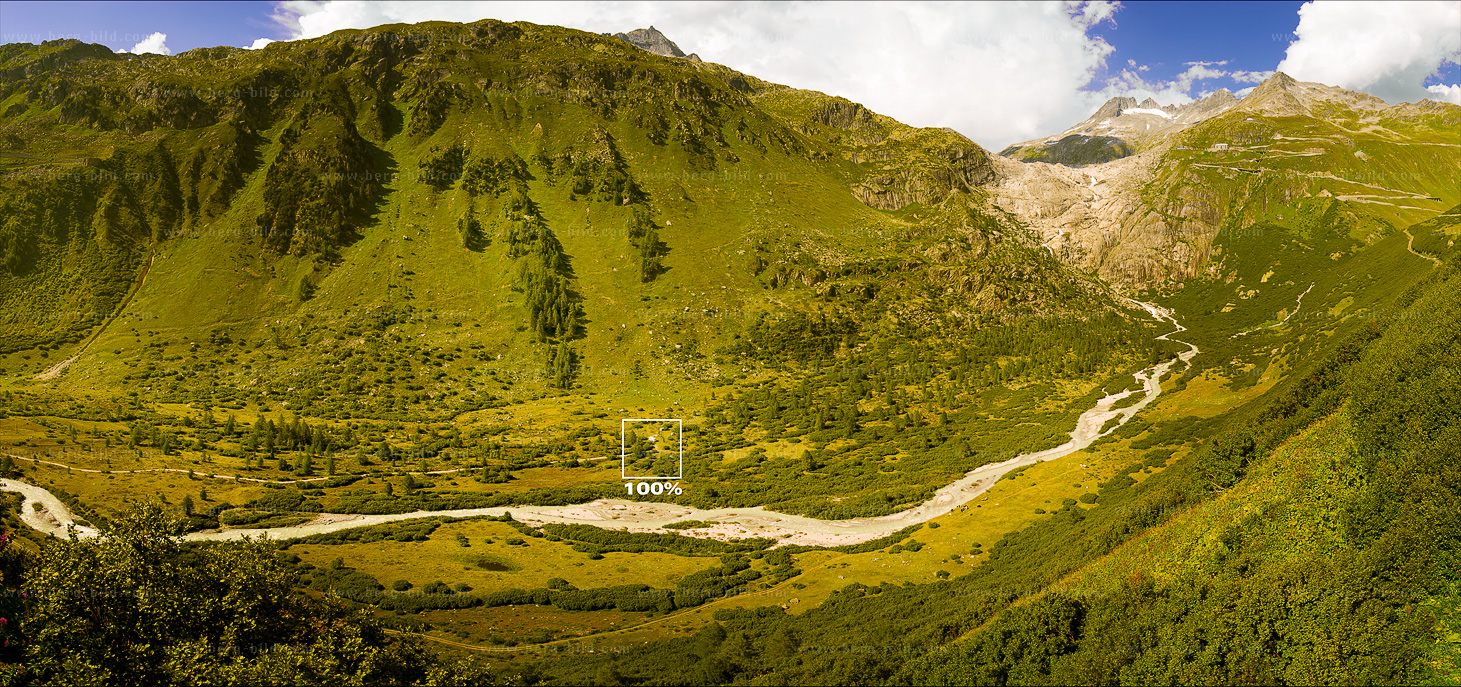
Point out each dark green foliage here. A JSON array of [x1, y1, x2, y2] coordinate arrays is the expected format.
[[624, 205, 667, 282], [290, 518, 443, 546], [17, 504, 436, 685], [417, 144, 465, 191], [406, 81, 470, 138], [255, 109, 384, 256], [546, 340, 577, 388], [456, 211, 484, 248], [540, 523, 773, 556], [461, 153, 527, 197], [663, 519, 714, 530]]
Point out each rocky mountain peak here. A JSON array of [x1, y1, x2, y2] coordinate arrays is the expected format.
[[1201, 89, 1238, 105], [1138, 97, 1161, 109], [1238, 70, 1388, 116], [612, 26, 687, 58], [1266, 71, 1300, 91], [1091, 96, 1138, 120], [1243, 71, 1301, 105]]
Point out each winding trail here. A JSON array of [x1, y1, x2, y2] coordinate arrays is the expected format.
[[1404, 228, 1442, 267], [1233, 283, 1314, 338], [36, 251, 156, 381], [1, 301, 1197, 547]]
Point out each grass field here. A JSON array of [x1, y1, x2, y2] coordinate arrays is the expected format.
[[286, 518, 719, 594]]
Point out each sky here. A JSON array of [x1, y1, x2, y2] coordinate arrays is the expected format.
[[1, 1, 1457, 150]]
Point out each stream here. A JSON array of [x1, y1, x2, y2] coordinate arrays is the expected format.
[[2, 300, 1199, 548]]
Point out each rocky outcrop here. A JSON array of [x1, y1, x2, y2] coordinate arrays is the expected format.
[[852, 139, 995, 211], [611, 26, 688, 58], [813, 99, 877, 130]]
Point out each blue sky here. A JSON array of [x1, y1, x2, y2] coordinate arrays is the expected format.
[[1, 1, 1456, 149], [0, 1, 273, 50], [1089, 1, 1306, 93]]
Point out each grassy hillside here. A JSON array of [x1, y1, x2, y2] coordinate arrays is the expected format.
[[0, 21, 1161, 523]]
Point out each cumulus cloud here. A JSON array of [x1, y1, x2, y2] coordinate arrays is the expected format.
[[266, 0, 1123, 150], [245, 37, 275, 50], [123, 31, 171, 55], [1277, 0, 1461, 103], [1230, 70, 1275, 84], [1427, 83, 1461, 105], [1082, 59, 1239, 113], [1176, 62, 1228, 88]]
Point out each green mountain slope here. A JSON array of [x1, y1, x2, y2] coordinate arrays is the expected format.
[[0, 22, 1159, 521], [1, 23, 1124, 384]]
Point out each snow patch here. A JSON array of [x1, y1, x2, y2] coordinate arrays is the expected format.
[[1121, 107, 1172, 119]]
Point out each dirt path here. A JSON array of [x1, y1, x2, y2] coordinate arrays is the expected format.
[[1233, 283, 1314, 338], [36, 251, 156, 381], [2, 300, 1196, 547], [1404, 228, 1442, 266]]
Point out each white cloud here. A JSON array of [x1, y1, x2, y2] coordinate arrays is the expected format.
[[267, 0, 1124, 151], [1230, 70, 1274, 84], [1176, 63, 1227, 88], [245, 37, 275, 50], [1277, 0, 1461, 104], [123, 31, 171, 55], [1063, 0, 1117, 29], [1085, 60, 1235, 111], [1427, 83, 1461, 105]]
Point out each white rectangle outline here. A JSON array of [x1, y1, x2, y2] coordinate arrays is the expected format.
[[621, 418, 682, 480]]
